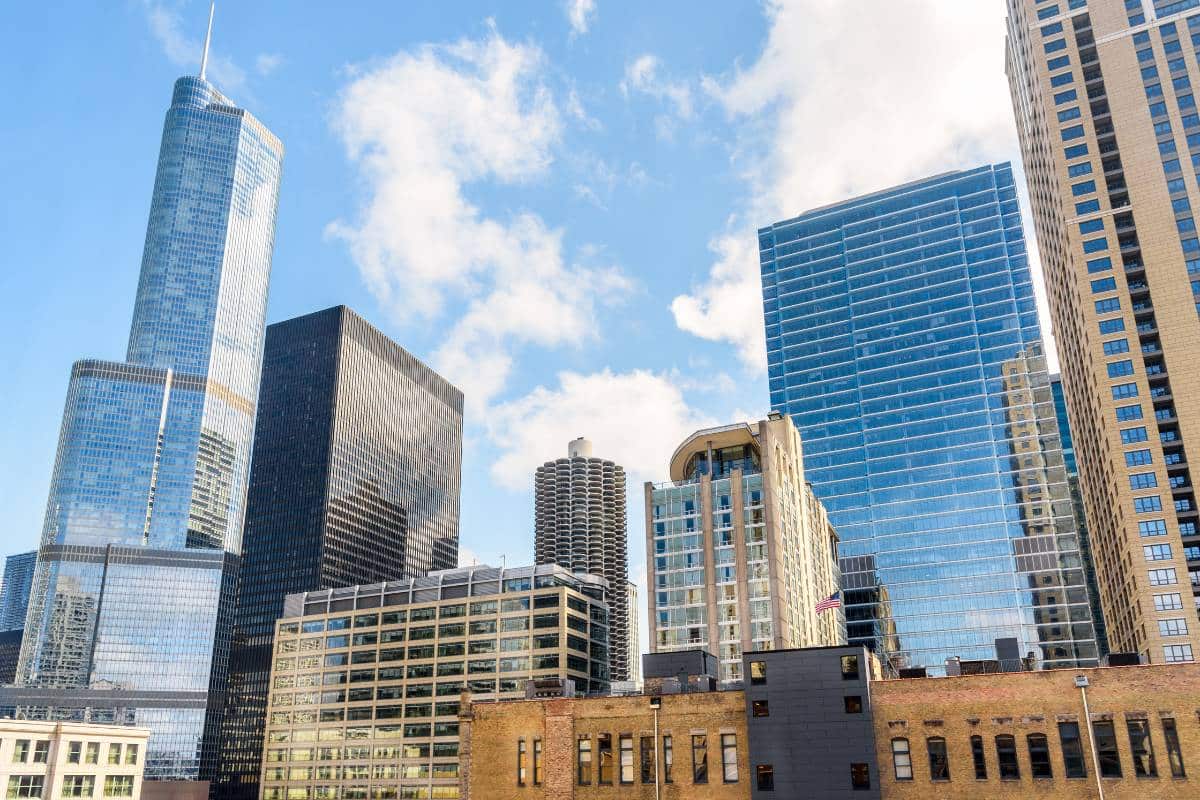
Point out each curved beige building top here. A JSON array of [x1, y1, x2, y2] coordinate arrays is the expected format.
[[668, 421, 759, 482]]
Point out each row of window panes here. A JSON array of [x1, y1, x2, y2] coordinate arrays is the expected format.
[[574, 733, 737, 786]]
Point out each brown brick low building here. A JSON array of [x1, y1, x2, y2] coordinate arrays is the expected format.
[[459, 689, 749, 800], [873, 662, 1200, 799]]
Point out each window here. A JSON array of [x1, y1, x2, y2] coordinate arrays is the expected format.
[[1127, 720, 1157, 777], [662, 735, 673, 783], [1074, 180, 1098, 196], [850, 763, 871, 790], [719, 734, 738, 782], [1126, 450, 1153, 467], [1028, 733, 1052, 778], [1103, 338, 1129, 355], [577, 736, 591, 785], [1139, 519, 1168, 537], [844, 696, 863, 714], [1099, 317, 1125, 334], [533, 739, 543, 785], [749, 661, 766, 685], [639, 736, 655, 784], [752, 700, 770, 717], [517, 740, 527, 786], [597, 734, 613, 784], [1107, 360, 1134, 378], [1154, 593, 1184, 611], [6, 777, 43, 799], [106, 745, 120, 766], [1093, 721, 1122, 777], [927, 738, 949, 781], [84, 743, 99, 765], [60, 776, 94, 798], [123, 744, 136, 766], [1092, 277, 1117, 293], [996, 735, 1020, 780], [1164, 644, 1194, 662], [1149, 568, 1178, 586], [66, 742, 82, 765], [1065, 143, 1088, 158], [1130, 473, 1157, 490], [1071, 163, 1095, 180], [1145, 543, 1173, 561], [1163, 718, 1186, 778], [12, 741, 30, 764], [891, 738, 912, 780], [102, 778, 133, 799], [841, 654, 859, 680], [971, 735, 987, 779], [1096, 298, 1121, 314], [1058, 722, 1086, 778], [1115, 403, 1142, 421], [620, 735, 634, 784], [756, 764, 775, 791], [1159, 618, 1189, 637], [691, 735, 708, 784]]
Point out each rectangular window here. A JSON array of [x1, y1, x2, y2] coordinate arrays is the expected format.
[[1154, 593, 1184, 611], [102, 777, 134, 799], [997, 735, 1020, 780], [721, 734, 738, 782], [1058, 106, 1082, 122], [1028, 733, 1053, 778], [1062, 124, 1086, 141], [620, 735, 634, 784], [1071, 163, 1095, 180], [1139, 519, 1168, 536], [1164, 644, 1194, 662], [1051, 72, 1074, 87], [60, 776, 94, 799], [1092, 277, 1117, 293], [927, 738, 949, 781], [1076, 199, 1101, 214], [1093, 721, 1122, 777], [891, 738, 912, 780], [1048, 54, 1070, 70], [1073, 180, 1097, 196], [1065, 143, 1089, 158], [1134, 496, 1162, 513], [32, 743, 48, 765], [517, 740, 527, 786], [1163, 718, 1186, 777], [1115, 403, 1141, 420], [749, 661, 766, 685], [1130, 472, 1157, 489], [577, 736, 592, 785], [752, 700, 770, 717], [533, 739, 543, 785], [756, 764, 775, 791], [844, 695, 863, 714], [6, 777, 44, 799], [971, 735, 987, 779], [640, 736, 655, 784], [106, 745, 120, 766], [1099, 317, 1125, 334], [1087, 256, 1113, 273], [84, 743, 99, 765], [1055, 88, 1078, 104], [1107, 359, 1134, 378], [1045, 38, 1067, 53], [692, 735, 708, 784], [1149, 568, 1178, 586], [1159, 618, 1189, 637], [1121, 426, 1149, 444], [1126, 449, 1153, 467], [67, 742, 82, 764], [850, 763, 871, 790], [663, 735, 673, 783], [1095, 298, 1121, 314], [1127, 720, 1157, 777], [598, 734, 613, 784], [841, 654, 859, 680], [1059, 722, 1086, 778]]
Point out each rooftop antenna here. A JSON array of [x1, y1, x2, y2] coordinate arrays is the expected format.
[[199, 2, 215, 81]]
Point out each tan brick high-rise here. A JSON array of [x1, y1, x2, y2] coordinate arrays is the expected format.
[[1006, 0, 1200, 663]]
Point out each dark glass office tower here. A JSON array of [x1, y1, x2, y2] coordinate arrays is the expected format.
[[214, 305, 463, 800], [760, 164, 1099, 673]]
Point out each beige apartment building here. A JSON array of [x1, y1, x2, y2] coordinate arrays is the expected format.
[[0, 720, 148, 800], [1006, 0, 1200, 662], [644, 414, 844, 684], [259, 564, 612, 800]]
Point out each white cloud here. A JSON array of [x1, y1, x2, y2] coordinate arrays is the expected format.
[[328, 26, 631, 412], [142, 1, 246, 93], [566, 0, 597, 36], [255, 53, 283, 76], [673, 0, 1029, 370], [486, 369, 717, 490], [620, 54, 694, 140]]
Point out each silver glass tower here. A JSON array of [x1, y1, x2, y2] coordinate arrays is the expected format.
[[3, 15, 283, 783]]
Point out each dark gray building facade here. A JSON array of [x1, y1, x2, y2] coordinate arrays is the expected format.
[[743, 646, 880, 798], [213, 306, 463, 800]]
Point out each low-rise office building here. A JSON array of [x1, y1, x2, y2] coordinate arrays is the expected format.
[[459, 651, 748, 799], [260, 565, 611, 800], [0, 720, 148, 800]]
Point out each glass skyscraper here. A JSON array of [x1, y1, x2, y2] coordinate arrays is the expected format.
[[759, 164, 1099, 672], [3, 73, 282, 782], [216, 305, 463, 800], [0, 551, 37, 632]]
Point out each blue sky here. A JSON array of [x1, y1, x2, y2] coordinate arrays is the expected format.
[[0, 2, 1042, 640]]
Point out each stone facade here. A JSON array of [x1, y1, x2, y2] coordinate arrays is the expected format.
[[460, 690, 749, 800]]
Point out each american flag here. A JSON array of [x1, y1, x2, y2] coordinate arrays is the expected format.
[[815, 591, 841, 614]]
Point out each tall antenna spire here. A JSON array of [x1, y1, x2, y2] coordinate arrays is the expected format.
[[199, 2, 215, 81]]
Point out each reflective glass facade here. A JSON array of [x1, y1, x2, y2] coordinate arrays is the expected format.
[[760, 164, 1099, 672], [0, 551, 37, 632], [216, 306, 463, 800], [6, 76, 282, 781]]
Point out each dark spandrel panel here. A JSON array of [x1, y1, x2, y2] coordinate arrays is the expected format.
[[759, 164, 1099, 673]]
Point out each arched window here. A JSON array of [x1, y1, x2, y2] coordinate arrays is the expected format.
[[891, 738, 912, 780]]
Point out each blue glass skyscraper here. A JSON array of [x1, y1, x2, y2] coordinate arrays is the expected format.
[[759, 164, 1098, 672], [4, 59, 282, 782]]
